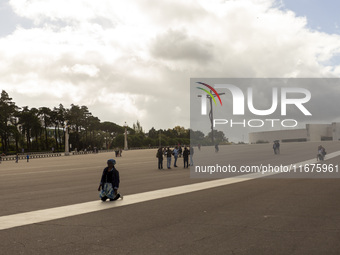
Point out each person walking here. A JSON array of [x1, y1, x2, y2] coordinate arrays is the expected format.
[[15, 153, 19, 163], [183, 147, 189, 168], [215, 144, 219, 153], [166, 147, 172, 169], [275, 141, 280, 154], [156, 147, 163, 170], [98, 159, 121, 201], [273, 140, 280, 154]]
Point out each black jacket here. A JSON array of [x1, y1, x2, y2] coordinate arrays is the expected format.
[[183, 148, 189, 158], [157, 149, 163, 159], [166, 149, 172, 157], [100, 166, 120, 189]]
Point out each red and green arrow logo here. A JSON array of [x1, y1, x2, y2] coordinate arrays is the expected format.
[[196, 82, 223, 106]]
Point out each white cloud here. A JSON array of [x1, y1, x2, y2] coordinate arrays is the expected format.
[[61, 64, 99, 77], [1, 0, 340, 131]]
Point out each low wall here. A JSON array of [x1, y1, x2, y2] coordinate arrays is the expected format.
[[1, 153, 62, 161], [0, 146, 179, 161]]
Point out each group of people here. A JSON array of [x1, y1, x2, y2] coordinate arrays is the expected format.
[[272, 141, 328, 162], [156, 146, 194, 169], [97, 145, 196, 203], [115, 148, 123, 157], [98, 144, 196, 202]]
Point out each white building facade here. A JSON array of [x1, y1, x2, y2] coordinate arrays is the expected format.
[[249, 123, 340, 144]]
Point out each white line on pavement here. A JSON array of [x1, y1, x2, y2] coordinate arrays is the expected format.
[[1, 151, 340, 231]]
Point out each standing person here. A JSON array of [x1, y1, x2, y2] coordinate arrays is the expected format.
[[215, 144, 219, 153], [98, 159, 121, 201], [273, 141, 277, 154], [26, 154, 29, 162], [156, 147, 163, 170], [166, 147, 172, 169], [183, 147, 189, 168], [15, 153, 19, 163], [173, 146, 179, 167], [275, 141, 280, 154], [190, 146, 194, 166], [178, 146, 182, 158]]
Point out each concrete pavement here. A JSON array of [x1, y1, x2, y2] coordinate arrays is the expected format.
[[1, 142, 340, 254]]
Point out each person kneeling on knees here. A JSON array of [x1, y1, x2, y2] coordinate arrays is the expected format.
[[98, 159, 121, 201]]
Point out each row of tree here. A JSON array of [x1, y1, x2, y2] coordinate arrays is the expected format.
[[0, 90, 228, 154]]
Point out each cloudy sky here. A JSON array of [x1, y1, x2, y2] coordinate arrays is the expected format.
[[0, 0, 340, 133]]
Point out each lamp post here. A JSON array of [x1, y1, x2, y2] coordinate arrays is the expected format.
[[65, 121, 70, 156], [198, 91, 225, 145], [84, 112, 91, 148], [124, 122, 128, 150], [12, 117, 19, 153]]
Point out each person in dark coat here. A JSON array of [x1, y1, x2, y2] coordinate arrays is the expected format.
[[156, 147, 163, 170], [183, 147, 189, 168], [98, 159, 121, 201]]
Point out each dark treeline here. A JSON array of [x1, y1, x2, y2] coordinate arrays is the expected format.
[[0, 90, 198, 154]]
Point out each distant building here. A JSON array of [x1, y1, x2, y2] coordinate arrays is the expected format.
[[249, 122, 340, 144]]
